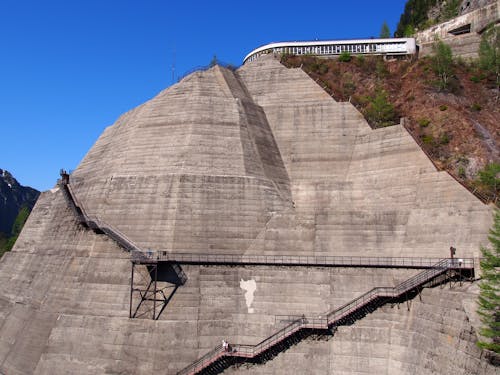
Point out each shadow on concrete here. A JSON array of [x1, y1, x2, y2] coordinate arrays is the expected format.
[[149, 263, 186, 285]]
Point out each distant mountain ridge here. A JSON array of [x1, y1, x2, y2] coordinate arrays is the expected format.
[[0, 169, 39, 236]]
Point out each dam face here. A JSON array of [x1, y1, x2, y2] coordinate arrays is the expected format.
[[0, 55, 495, 374]]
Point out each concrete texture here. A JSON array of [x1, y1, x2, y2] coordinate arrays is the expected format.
[[0, 55, 496, 374], [415, 1, 499, 58]]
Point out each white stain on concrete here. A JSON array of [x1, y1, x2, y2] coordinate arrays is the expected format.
[[240, 278, 257, 314]]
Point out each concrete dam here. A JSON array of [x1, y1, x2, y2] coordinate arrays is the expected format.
[[0, 55, 496, 374]]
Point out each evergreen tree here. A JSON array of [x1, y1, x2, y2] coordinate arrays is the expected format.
[[395, 0, 438, 37], [478, 162, 500, 197], [365, 89, 396, 128], [478, 209, 500, 353], [380, 21, 391, 38], [403, 24, 416, 37], [3, 206, 31, 253], [431, 39, 454, 91], [479, 25, 500, 98], [442, 0, 461, 21]]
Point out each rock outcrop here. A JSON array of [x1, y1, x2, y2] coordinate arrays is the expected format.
[[415, 0, 499, 58], [0, 169, 39, 236]]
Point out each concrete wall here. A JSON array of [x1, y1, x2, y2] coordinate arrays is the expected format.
[[415, 1, 499, 58], [0, 55, 496, 374], [239, 57, 492, 259]]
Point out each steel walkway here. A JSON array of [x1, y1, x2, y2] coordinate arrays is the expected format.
[[177, 258, 474, 375], [131, 250, 466, 269]]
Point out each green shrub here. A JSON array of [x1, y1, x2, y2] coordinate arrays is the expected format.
[[471, 103, 482, 111], [421, 134, 434, 145], [439, 132, 450, 145], [418, 118, 430, 127], [470, 75, 481, 83], [458, 166, 466, 179], [338, 52, 352, 62], [403, 24, 415, 37], [376, 60, 388, 79], [477, 209, 500, 353], [478, 162, 500, 194], [478, 25, 499, 92], [310, 62, 329, 75], [431, 40, 455, 91], [439, 104, 448, 111], [442, 0, 461, 21], [341, 73, 356, 98], [355, 55, 365, 65], [364, 89, 397, 128]]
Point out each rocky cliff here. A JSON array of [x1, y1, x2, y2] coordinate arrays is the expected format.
[[0, 169, 39, 236]]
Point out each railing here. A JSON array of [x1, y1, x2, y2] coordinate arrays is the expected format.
[[177, 258, 473, 375], [59, 175, 142, 253], [130, 250, 465, 269], [244, 38, 416, 64], [58, 171, 187, 284], [181, 344, 226, 375], [177, 60, 238, 82]]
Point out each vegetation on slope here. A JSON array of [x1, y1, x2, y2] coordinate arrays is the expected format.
[[280, 36, 499, 205], [478, 209, 500, 354], [394, 0, 461, 37], [0, 206, 31, 258], [0, 169, 39, 258]]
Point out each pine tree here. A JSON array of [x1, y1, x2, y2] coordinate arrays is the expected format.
[[431, 39, 454, 91], [477, 209, 500, 353], [479, 25, 500, 99], [365, 89, 396, 128], [380, 21, 391, 38], [3, 206, 31, 253]]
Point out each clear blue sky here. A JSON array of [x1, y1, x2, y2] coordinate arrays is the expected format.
[[0, 0, 407, 191]]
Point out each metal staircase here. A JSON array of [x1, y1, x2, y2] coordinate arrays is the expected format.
[[58, 170, 187, 285], [177, 258, 474, 375], [59, 170, 140, 252]]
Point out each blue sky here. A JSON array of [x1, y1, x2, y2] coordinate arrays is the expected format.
[[1, 0, 407, 191]]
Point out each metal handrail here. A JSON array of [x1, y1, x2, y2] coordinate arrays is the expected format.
[[131, 250, 473, 270], [180, 344, 225, 375], [59, 174, 143, 253], [177, 60, 238, 82], [59, 173, 188, 285], [177, 258, 473, 375]]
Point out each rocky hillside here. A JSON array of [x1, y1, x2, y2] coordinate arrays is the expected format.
[[0, 169, 39, 254], [281, 53, 499, 204], [394, 0, 495, 36]]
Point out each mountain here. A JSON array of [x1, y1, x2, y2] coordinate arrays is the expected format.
[[0, 169, 39, 241]]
